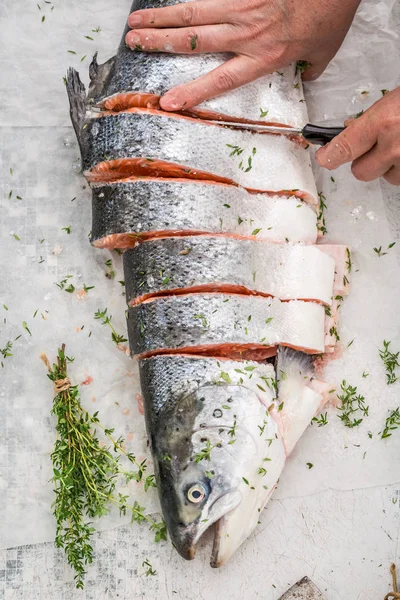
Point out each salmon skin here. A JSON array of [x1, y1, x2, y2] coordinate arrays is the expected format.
[[127, 294, 326, 358], [87, 0, 308, 128], [138, 352, 328, 565], [91, 180, 319, 249], [71, 108, 317, 203], [123, 237, 335, 306]]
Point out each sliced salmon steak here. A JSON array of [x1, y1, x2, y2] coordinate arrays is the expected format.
[[123, 237, 335, 306], [127, 293, 326, 358], [66, 80, 318, 204], [91, 180, 319, 249], [88, 39, 308, 127]]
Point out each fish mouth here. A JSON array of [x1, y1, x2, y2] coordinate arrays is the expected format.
[[171, 490, 242, 562], [210, 514, 239, 569]]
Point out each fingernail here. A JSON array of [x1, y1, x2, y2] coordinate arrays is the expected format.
[[160, 93, 183, 111], [128, 14, 142, 27], [126, 32, 142, 49]]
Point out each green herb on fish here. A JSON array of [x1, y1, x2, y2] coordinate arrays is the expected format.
[[306, 462, 314, 469], [329, 326, 340, 342], [194, 440, 221, 463], [346, 248, 352, 272], [220, 371, 232, 384], [42, 346, 165, 589], [381, 89, 389, 96], [379, 340, 400, 385], [257, 467, 267, 477], [337, 380, 369, 428], [227, 420, 237, 444], [259, 108, 269, 117], [62, 226, 71, 234], [296, 60, 312, 74], [226, 144, 244, 157], [258, 420, 268, 436], [324, 306, 332, 317], [194, 313, 209, 329]]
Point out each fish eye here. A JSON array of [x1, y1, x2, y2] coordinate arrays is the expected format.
[[187, 484, 206, 504]]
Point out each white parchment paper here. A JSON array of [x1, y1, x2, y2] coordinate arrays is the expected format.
[[0, 0, 400, 549]]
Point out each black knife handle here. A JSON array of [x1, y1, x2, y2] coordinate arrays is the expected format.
[[302, 123, 345, 146]]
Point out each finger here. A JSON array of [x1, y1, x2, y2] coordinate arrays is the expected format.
[[301, 53, 333, 82], [344, 116, 356, 127], [315, 116, 378, 170], [159, 56, 268, 111], [350, 144, 394, 182], [128, 1, 232, 29], [126, 24, 237, 54], [383, 165, 400, 186]]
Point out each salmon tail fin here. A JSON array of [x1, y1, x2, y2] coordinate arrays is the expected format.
[[88, 53, 116, 100], [66, 68, 86, 136]]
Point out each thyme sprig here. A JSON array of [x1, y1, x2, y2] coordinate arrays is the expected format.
[[379, 340, 400, 385], [381, 408, 400, 439], [337, 380, 369, 428], [43, 346, 165, 589], [94, 308, 128, 345]]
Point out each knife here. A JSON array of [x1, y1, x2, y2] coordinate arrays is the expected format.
[[278, 576, 327, 599], [207, 121, 345, 146]]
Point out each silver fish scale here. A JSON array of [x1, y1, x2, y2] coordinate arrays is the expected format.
[[139, 354, 274, 423], [91, 181, 318, 245], [84, 112, 316, 199], [128, 294, 325, 355], [123, 236, 333, 304]]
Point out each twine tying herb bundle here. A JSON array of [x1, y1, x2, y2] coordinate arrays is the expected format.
[[41, 345, 166, 589], [385, 563, 400, 599]]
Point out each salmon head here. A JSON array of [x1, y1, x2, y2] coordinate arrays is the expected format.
[[139, 355, 286, 566]]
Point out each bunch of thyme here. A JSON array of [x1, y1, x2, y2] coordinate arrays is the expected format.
[[42, 345, 165, 588]]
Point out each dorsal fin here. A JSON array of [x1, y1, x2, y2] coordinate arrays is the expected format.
[[66, 68, 86, 137], [88, 53, 117, 101]]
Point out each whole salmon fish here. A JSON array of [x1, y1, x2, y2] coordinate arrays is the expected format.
[[66, 0, 349, 567]]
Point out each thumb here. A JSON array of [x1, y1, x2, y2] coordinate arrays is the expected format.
[[315, 113, 377, 170]]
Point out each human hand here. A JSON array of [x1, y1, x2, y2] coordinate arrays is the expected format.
[[316, 87, 400, 185], [125, 0, 361, 112]]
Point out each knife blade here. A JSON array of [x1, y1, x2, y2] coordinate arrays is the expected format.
[[278, 576, 327, 599], [205, 121, 345, 146]]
